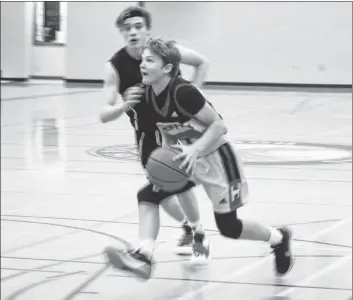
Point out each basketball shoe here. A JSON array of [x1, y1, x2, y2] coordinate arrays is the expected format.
[[190, 231, 210, 264], [272, 226, 294, 276], [104, 246, 153, 280], [175, 223, 194, 255]]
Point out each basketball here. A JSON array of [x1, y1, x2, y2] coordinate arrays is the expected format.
[[146, 147, 190, 192]]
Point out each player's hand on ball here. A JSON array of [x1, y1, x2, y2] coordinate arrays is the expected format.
[[147, 175, 162, 192], [152, 185, 161, 192], [171, 142, 199, 174]]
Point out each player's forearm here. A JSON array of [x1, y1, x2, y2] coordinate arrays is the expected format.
[[100, 102, 130, 123], [191, 60, 209, 88], [192, 120, 227, 156]]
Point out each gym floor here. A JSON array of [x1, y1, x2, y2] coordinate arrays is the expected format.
[[1, 80, 352, 300]]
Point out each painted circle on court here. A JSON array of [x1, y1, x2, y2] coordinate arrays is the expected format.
[[87, 141, 352, 165], [89, 144, 139, 162]]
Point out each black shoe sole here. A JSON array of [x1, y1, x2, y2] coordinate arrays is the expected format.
[[275, 254, 295, 277], [275, 227, 294, 276]]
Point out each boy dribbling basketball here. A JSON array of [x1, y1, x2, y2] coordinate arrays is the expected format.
[[102, 7, 211, 280], [107, 37, 294, 279]]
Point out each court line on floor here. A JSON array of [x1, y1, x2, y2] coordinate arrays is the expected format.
[[0, 218, 117, 255], [1, 114, 106, 127], [1, 230, 86, 256], [1, 153, 351, 172], [2, 167, 351, 183], [1, 211, 136, 255], [293, 239, 352, 249], [1, 267, 67, 274], [0, 253, 100, 282], [3, 271, 84, 300], [2, 255, 350, 294], [0, 219, 131, 247], [0, 217, 131, 297], [2, 188, 352, 207], [6, 131, 123, 137], [2, 214, 352, 249], [275, 253, 352, 297], [1, 253, 348, 267], [300, 217, 351, 241], [175, 216, 353, 300], [8, 256, 347, 300], [62, 264, 110, 300], [1, 90, 99, 102], [2, 214, 350, 236], [2, 219, 350, 297], [107, 273, 352, 291]]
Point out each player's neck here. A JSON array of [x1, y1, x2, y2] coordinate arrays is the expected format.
[[152, 76, 172, 96], [125, 46, 143, 60]]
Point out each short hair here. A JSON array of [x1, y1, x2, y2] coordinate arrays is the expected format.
[[115, 6, 152, 29], [145, 38, 181, 77]]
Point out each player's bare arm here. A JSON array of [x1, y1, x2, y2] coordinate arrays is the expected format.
[[177, 44, 209, 88], [173, 102, 227, 172], [190, 102, 227, 154], [100, 62, 142, 123], [172, 86, 227, 173]]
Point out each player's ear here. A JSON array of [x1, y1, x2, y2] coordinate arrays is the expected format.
[[163, 63, 173, 75]]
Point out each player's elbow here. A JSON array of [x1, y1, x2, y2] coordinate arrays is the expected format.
[[100, 108, 110, 123], [199, 57, 210, 69], [100, 114, 107, 123], [190, 54, 209, 69]]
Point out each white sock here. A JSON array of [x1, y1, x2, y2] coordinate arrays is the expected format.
[[138, 240, 155, 259], [190, 221, 203, 233], [268, 228, 283, 246]]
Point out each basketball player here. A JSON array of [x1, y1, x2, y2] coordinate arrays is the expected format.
[[100, 6, 210, 266], [105, 38, 294, 279]]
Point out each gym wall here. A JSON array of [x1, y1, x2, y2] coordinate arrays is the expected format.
[[65, 2, 135, 81], [1, 2, 32, 80], [146, 2, 352, 85], [1, 2, 351, 86]]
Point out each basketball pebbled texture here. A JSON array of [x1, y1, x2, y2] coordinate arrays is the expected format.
[[146, 147, 190, 192]]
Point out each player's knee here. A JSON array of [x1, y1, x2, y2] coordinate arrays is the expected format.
[[214, 211, 243, 239]]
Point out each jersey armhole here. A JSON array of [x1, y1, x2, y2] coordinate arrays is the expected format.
[[108, 61, 121, 91], [173, 83, 205, 118]]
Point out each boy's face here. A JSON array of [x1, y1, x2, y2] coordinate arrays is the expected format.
[[120, 17, 150, 50], [140, 48, 172, 85]]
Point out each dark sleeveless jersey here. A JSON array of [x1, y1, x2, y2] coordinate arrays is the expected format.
[[109, 47, 142, 96], [145, 77, 226, 157], [109, 47, 145, 131], [109, 47, 159, 167], [109, 47, 182, 135]]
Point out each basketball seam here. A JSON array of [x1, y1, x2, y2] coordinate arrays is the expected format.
[[148, 173, 186, 183], [148, 157, 189, 178]]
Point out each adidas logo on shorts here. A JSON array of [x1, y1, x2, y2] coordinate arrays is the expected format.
[[171, 111, 179, 117], [219, 198, 228, 205]]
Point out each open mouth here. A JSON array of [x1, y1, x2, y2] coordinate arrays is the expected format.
[[129, 38, 139, 43]]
